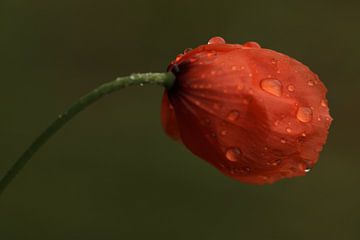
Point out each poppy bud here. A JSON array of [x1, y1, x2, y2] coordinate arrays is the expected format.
[[161, 36, 332, 184]]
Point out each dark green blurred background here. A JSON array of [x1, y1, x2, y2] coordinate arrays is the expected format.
[[0, 0, 359, 239]]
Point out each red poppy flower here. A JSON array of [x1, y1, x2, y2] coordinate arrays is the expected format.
[[161, 36, 332, 184]]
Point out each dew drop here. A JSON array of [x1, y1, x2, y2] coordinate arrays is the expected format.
[[220, 130, 227, 136], [287, 84, 295, 92], [308, 80, 315, 86], [280, 138, 286, 144], [183, 48, 192, 54], [236, 83, 244, 90], [296, 107, 313, 123], [243, 41, 261, 48], [227, 110, 240, 121], [260, 78, 282, 97], [305, 168, 311, 173], [286, 127, 292, 133], [213, 103, 220, 110], [321, 99, 327, 107], [267, 159, 281, 166], [207, 52, 217, 58], [189, 57, 198, 63], [261, 176, 268, 181], [175, 54, 183, 62], [208, 36, 226, 45], [225, 147, 242, 162]]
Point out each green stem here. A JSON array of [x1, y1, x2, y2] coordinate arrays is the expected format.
[[0, 72, 175, 196]]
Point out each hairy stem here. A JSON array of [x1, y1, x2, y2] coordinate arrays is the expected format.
[[0, 72, 175, 196]]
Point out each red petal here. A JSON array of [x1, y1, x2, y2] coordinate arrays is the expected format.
[[161, 91, 181, 142]]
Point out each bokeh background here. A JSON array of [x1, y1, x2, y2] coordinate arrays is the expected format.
[[0, 0, 359, 239]]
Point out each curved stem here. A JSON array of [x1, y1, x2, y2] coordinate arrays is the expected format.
[[0, 72, 175, 196]]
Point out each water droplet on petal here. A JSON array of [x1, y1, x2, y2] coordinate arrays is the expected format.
[[267, 159, 281, 166], [175, 54, 183, 62], [243, 41, 261, 48], [287, 84, 295, 92], [261, 176, 268, 181], [213, 103, 220, 110], [236, 83, 244, 90], [286, 128, 292, 133], [183, 48, 192, 54], [220, 130, 227, 136], [321, 99, 327, 107], [296, 107, 313, 123], [280, 138, 286, 144], [304, 160, 312, 173], [207, 52, 217, 58], [208, 36, 226, 45], [260, 78, 282, 97], [189, 57, 198, 63], [225, 147, 242, 162], [227, 110, 240, 121], [308, 80, 315, 86]]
